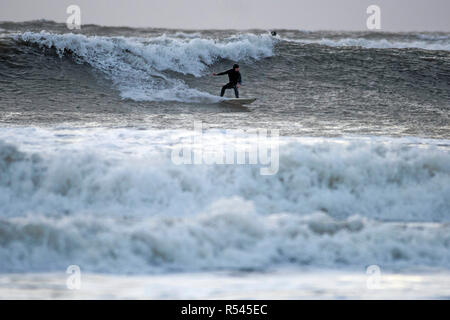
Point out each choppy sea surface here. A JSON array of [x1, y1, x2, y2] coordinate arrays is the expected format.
[[0, 20, 449, 299]]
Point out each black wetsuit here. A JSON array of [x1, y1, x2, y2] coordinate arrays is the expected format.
[[217, 69, 242, 98]]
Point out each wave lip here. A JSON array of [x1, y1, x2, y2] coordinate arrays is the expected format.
[[15, 31, 275, 102]]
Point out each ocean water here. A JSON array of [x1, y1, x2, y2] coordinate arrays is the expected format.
[[0, 20, 449, 299]]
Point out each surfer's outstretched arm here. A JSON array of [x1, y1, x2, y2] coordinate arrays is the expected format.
[[212, 70, 229, 76]]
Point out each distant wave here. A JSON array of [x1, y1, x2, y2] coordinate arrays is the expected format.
[[282, 37, 450, 51], [416, 33, 450, 41]]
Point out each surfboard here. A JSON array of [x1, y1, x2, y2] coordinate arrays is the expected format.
[[221, 98, 257, 106]]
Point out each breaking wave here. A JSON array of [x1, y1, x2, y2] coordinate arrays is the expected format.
[[14, 31, 275, 102], [0, 128, 449, 273]]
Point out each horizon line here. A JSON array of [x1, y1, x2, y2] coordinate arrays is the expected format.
[[1, 19, 450, 33]]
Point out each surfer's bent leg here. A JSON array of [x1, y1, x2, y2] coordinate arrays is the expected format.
[[220, 83, 233, 97], [233, 85, 239, 98], [220, 85, 227, 97]]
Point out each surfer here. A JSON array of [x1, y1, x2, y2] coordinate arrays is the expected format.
[[212, 64, 241, 98]]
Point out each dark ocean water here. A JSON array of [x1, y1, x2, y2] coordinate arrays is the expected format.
[[0, 20, 449, 137]]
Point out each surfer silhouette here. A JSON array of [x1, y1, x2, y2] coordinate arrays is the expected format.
[[212, 64, 242, 98]]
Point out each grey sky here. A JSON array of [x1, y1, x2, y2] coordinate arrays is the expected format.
[[1, 0, 449, 31]]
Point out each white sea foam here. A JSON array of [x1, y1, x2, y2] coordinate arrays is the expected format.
[[0, 127, 449, 273], [15, 31, 275, 102], [1, 199, 450, 273], [3, 270, 450, 299], [1, 127, 449, 220], [0, 208, 450, 273]]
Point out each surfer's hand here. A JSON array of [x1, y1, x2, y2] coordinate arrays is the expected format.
[[237, 84, 241, 88], [212, 73, 217, 76]]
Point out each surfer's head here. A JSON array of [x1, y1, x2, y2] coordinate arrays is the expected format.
[[233, 64, 239, 71]]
